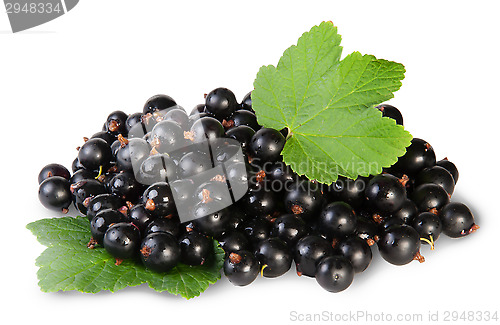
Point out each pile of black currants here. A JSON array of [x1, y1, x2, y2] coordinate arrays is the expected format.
[[38, 89, 479, 293]]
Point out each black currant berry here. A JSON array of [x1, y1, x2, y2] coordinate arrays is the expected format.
[[390, 199, 418, 224], [178, 151, 213, 178], [205, 87, 238, 119], [115, 138, 151, 172], [354, 216, 379, 246], [410, 212, 442, 248], [415, 166, 455, 196], [378, 225, 422, 265], [140, 232, 180, 272], [91, 131, 117, 146], [103, 222, 141, 260], [271, 214, 310, 248], [225, 125, 256, 151], [38, 176, 72, 213], [266, 161, 296, 191], [150, 120, 186, 153], [336, 236, 372, 273], [218, 231, 250, 254], [329, 176, 369, 207], [142, 182, 175, 217], [284, 180, 324, 221], [316, 202, 357, 239], [126, 112, 143, 132], [223, 110, 259, 131], [86, 193, 125, 221], [439, 202, 479, 238], [254, 238, 292, 278], [248, 127, 286, 162], [239, 216, 272, 245], [145, 217, 180, 237], [240, 91, 253, 112], [294, 235, 334, 277], [179, 231, 212, 266], [105, 110, 129, 136], [78, 138, 112, 171], [90, 209, 125, 244], [365, 174, 406, 213], [436, 158, 459, 184], [71, 179, 107, 214], [108, 172, 143, 202], [241, 187, 279, 218], [189, 116, 225, 143], [192, 201, 231, 238], [38, 163, 70, 184], [137, 153, 178, 185], [376, 104, 403, 125], [411, 183, 450, 213], [393, 138, 436, 176], [315, 256, 354, 293], [143, 94, 177, 115], [126, 204, 155, 233], [163, 108, 190, 129], [223, 251, 260, 286]]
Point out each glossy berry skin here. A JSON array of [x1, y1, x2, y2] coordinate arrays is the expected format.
[[116, 138, 151, 172], [393, 138, 436, 176], [239, 216, 272, 245], [365, 174, 406, 213], [143, 94, 177, 115], [179, 231, 212, 266], [38, 163, 71, 184], [205, 87, 238, 119], [378, 225, 421, 265], [354, 216, 379, 244], [178, 151, 213, 178], [71, 157, 84, 173], [329, 176, 369, 207], [266, 161, 296, 191], [192, 201, 231, 238], [150, 120, 185, 153], [223, 251, 259, 286], [241, 187, 279, 218], [70, 169, 96, 185], [145, 217, 180, 237], [248, 128, 286, 162], [71, 179, 107, 214], [225, 125, 255, 151], [86, 193, 124, 221], [126, 112, 143, 132], [103, 223, 141, 260], [78, 138, 112, 171], [376, 104, 403, 125], [224, 110, 259, 130], [316, 202, 357, 239], [142, 182, 175, 217], [390, 199, 418, 224], [416, 166, 455, 196], [410, 212, 442, 242], [38, 176, 72, 213], [108, 172, 143, 202], [90, 209, 125, 244], [126, 204, 155, 233], [284, 180, 324, 221], [271, 214, 309, 248], [140, 232, 180, 272], [411, 183, 450, 212], [254, 238, 292, 278], [189, 116, 225, 143], [240, 91, 253, 112], [294, 235, 334, 277], [439, 202, 478, 238], [218, 231, 250, 254], [436, 158, 459, 184], [163, 108, 190, 129], [336, 236, 372, 273], [138, 154, 178, 185], [315, 256, 354, 293], [91, 131, 116, 146], [105, 110, 129, 136]]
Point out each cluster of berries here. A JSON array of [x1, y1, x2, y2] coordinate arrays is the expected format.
[[37, 89, 478, 293]]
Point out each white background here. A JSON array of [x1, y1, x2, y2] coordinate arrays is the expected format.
[[1, 1, 499, 324]]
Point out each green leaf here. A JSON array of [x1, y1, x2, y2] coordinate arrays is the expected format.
[[252, 21, 412, 184], [27, 216, 224, 299]]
